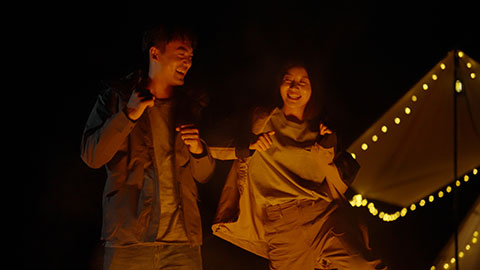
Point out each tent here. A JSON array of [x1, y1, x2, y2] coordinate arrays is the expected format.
[[347, 50, 480, 208], [346, 50, 480, 269]]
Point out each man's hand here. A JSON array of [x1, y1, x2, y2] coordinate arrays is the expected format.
[[176, 124, 204, 155], [125, 88, 155, 121], [249, 131, 275, 152]]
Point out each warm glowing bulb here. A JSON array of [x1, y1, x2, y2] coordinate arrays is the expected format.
[[423, 83, 429, 90], [394, 117, 401, 124], [438, 191, 444, 198], [432, 74, 438, 80], [459, 251, 464, 258], [456, 180, 461, 187], [450, 258, 456, 264], [466, 62, 472, 68], [458, 51, 464, 58], [361, 143, 368, 151], [381, 125, 388, 133], [466, 244, 471, 250], [464, 175, 469, 182], [429, 195, 434, 202], [410, 204, 416, 211], [372, 135, 378, 142], [351, 153, 356, 159], [443, 263, 449, 269], [473, 168, 478, 175], [405, 107, 411, 115], [420, 199, 426, 206], [401, 208, 407, 217], [446, 186, 452, 193], [362, 199, 368, 206], [430, 266, 436, 270], [411, 95, 417, 102], [455, 80, 463, 93], [440, 63, 446, 70], [474, 231, 479, 237], [473, 237, 478, 244], [471, 73, 477, 79]]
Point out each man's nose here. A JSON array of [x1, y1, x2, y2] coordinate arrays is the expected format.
[[183, 58, 192, 67]]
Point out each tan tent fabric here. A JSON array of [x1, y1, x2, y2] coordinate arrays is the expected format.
[[347, 50, 480, 207], [432, 195, 480, 270]]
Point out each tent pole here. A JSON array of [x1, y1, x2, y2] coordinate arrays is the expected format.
[[453, 49, 459, 270]]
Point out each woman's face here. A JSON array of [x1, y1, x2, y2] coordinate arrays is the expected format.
[[280, 66, 312, 111]]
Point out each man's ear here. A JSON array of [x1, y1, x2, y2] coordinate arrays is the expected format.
[[149, 47, 161, 61]]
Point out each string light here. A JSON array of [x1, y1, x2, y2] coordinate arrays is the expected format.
[[350, 52, 478, 225], [354, 54, 444, 162], [349, 167, 479, 222], [431, 230, 479, 270]]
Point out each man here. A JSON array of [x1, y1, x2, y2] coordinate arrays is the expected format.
[[81, 24, 215, 270]]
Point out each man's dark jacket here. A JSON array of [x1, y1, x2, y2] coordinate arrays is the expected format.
[[81, 72, 215, 247]]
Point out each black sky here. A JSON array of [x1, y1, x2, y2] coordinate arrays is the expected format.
[[28, 2, 479, 269]]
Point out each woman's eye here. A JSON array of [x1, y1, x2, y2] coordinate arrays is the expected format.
[[299, 80, 309, 86]]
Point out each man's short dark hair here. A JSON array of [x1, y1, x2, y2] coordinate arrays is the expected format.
[[142, 23, 198, 53]]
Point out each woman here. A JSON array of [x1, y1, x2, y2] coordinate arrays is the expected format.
[[210, 61, 387, 270]]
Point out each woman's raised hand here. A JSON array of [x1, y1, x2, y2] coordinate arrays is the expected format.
[[249, 131, 276, 152]]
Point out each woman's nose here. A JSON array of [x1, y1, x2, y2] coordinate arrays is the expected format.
[[289, 81, 299, 89]]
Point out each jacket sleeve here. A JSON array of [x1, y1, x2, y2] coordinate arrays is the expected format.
[[313, 132, 359, 194], [333, 150, 360, 187], [189, 140, 215, 183], [80, 89, 136, 168]]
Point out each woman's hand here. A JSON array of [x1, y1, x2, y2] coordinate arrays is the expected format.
[[249, 131, 275, 152], [319, 123, 332, 136]]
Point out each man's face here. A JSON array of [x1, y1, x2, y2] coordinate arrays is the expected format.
[[154, 39, 194, 86], [280, 66, 312, 110]]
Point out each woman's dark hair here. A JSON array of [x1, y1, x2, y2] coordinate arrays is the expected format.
[[272, 57, 327, 130]]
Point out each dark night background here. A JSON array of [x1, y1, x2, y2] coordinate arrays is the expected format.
[[27, 2, 479, 269]]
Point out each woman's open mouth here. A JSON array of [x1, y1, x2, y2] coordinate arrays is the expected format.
[[287, 93, 301, 101]]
